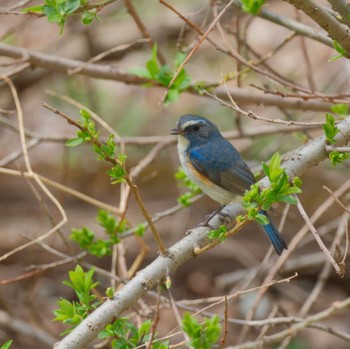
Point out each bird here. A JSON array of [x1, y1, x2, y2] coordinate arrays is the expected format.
[[171, 114, 287, 255]]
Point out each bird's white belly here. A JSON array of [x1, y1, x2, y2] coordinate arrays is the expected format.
[[177, 137, 236, 205]]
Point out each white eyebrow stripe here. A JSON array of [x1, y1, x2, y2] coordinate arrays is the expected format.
[[181, 120, 201, 128]]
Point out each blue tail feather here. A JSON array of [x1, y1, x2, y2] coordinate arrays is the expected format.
[[260, 210, 287, 255]]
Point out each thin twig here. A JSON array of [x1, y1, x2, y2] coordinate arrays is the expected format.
[[296, 197, 341, 276], [202, 88, 326, 127], [42, 102, 167, 255], [124, 0, 166, 65], [145, 286, 162, 349], [0, 167, 121, 214], [220, 296, 229, 346], [167, 287, 191, 347], [225, 297, 350, 349], [68, 38, 150, 75], [0, 74, 67, 262], [160, 0, 235, 104]]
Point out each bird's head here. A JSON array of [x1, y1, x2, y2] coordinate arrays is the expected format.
[[171, 114, 220, 146]]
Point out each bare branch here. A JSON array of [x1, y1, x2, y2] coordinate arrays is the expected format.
[[231, 0, 333, 47], [224, 297, 350, 349], [283, 0, 350, 56], [0, 42, 148, 84]]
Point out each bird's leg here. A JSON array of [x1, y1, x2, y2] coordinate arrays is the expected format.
[[198, 206, 231, 229]]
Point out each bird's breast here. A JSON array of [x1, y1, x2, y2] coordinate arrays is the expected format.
[[176, 137, 236, 205]]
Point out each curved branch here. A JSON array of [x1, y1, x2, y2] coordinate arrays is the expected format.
[[0, 43, 335, 111], [328, 0, 350, 27], [54, 116, 350, 349], [283, 0, 350, 56], [232, 0, 333, 47], [214, 86, 333, 112], [0, 43, 148, 84], [224, 297, 350, 349], [0, 310, 56, 346]]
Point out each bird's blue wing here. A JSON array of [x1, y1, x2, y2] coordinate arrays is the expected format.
[[189, 138, 255, 196]]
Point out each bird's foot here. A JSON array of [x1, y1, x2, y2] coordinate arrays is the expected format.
[[198, 206, 231, 229]]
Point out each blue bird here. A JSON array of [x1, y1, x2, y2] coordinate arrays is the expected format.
[[171, 114, 287, 255]]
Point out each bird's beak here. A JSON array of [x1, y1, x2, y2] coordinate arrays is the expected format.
[[170, 128, 184, 135]]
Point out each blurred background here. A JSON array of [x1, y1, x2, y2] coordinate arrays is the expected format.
[[1, 0, 350, 348]]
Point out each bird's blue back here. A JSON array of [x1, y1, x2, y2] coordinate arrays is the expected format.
[[188, 130, 256, 196]]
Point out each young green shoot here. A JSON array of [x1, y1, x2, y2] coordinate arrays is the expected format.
[[175, 168, 202, 207], [22, 0, 100, 34], [241, 0, 265, 15], [70, 209, 128, 257], [53, 265, 100, 334], [182, 313, 222, 349], [323, 113, 350, 166], [129, 44, 192, 105], [241, 152, 302, 226]]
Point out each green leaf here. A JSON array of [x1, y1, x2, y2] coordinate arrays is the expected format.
[[255, 213, 269, 225], [82, 10, 96, 25], [128, 45, 191, 105], [175, 51, 186, 67], [43, 5, 61, 23], [65, 137, 84, 147], [293, 177, 303, 188], [329, 40, 347, 61], [21, 5, 44, 13], [333, 39, 346, 55], [157, 65, 172, 86], [241, 0, 265, 15], [45, 0, 57, 6], [71, 227, 94, 246], [135, 223, 146, 237], [146, 58, 160, 78], [153, 342, 170, 349], [53, 265, 100, 334], [331, 103, 349, 115], [105, 287, 114, 298], [165, 88, 180, 104], [208, 225, 227, 241], [322, 113, 339, 144], [0, 340, 13, 349], [79, 108, 91, 119], [108, 164, 126, 184], [138, 320, 152, 338], [57, 0, 80, 15], [329, 150, 350, 166], [242, 152, 302, 226], [128, 66, 152, 79], [175, 168, 202, 207], [182, 313, 221, 349]]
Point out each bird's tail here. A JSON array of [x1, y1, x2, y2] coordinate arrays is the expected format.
[[260, 210, 287, 255]]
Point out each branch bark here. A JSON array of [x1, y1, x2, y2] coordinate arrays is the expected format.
[[0, 43, 148, 84], [54, 116, 350, 349], [0, 43, 335, 111], [232, 0, 333, 47], [283, 0, 350, 56]]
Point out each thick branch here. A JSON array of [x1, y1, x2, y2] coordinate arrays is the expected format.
[[232, 0, 333, 47], [328, 0, 350, 27], [0, 43, 148, 84], [54, 116, 350, 349], [283, 0, 350, 56], [0, 43, 335, 111]]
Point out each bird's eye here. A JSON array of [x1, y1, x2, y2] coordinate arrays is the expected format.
[[193, 124, 200, 131]]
